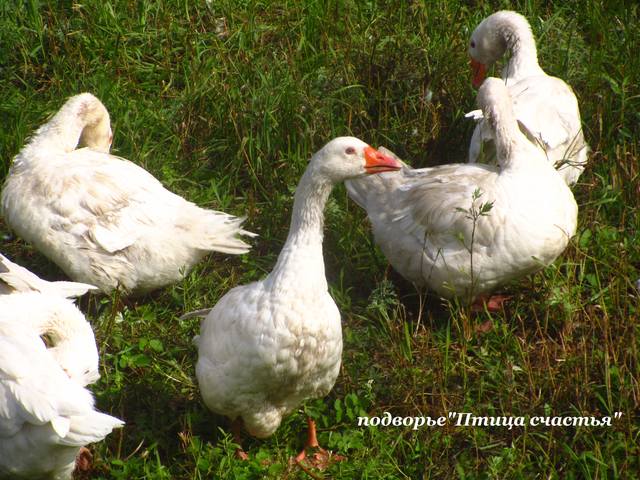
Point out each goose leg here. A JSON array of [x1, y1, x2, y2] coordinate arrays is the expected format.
[[74, 446, 93, 473], [471, 293, 511, 312], [231, 418, 249, 460], [294, 417, 323, 463], [295, 416, 348, 469]]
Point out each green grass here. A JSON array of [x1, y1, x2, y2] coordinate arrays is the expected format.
[[1, 0, 639, 478]]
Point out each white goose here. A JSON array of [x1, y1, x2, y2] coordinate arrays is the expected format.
[[0, 259, 123, 478], [1, 93, 255, 295], [346, 78, 578, 305], [193, 137, 400, 461], [467, 10, 589, 186]]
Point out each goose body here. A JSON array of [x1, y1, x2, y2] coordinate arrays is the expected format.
[[0, 257, 122, 479], [467, 10, 588, 186], [1, 93, 254, 295], [346, 79, 578, 302], [194, 138, 400, 443]]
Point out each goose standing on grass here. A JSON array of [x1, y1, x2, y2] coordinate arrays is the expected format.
[[1, 93, 255, 295], [193, 137, 400, 463], [466, 10, 589, 186], [0, 257, 123, 478], [346, 79, 578, 308]]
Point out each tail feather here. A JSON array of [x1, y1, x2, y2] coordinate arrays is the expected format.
[[187, 210, 257, 255], [58, 411, 124, 447], [41, 281, 99, 298], [180, 308, 212, 321], [0, 254, 97, 297]]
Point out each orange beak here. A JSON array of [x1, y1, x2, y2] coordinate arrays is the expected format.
[[470, 58, 487, 89], [364, 146, 402, 174]]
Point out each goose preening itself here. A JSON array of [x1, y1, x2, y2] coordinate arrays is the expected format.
[[193, 137, 401, 462], [346, 78, 578, 306], [0, 254, 99, 385], [467, 10, 589, 186], [1, 93, 255, 295], [0, 258, 123, 478]]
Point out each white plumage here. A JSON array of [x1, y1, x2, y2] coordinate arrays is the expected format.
[[1, 93, 255, 295], [0, 254, 99, 385], [0, 329, 123, 479], [467, 10, 589, 186], [0, 253, 97, 298], [0, 256, 123, 479], [346, 78, 578, 302], [194, 137, 400, 448]]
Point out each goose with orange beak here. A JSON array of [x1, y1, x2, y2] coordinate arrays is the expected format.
[[466, 10, 589, 186], [192, 137, 399, 465]]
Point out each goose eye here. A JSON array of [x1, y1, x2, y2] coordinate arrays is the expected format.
[[470, 40, 476, 48], [345, 147, 356, 155], [40, 333, 54, 348]]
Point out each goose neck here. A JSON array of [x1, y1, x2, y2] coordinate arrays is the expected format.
[[500, 20, 544, 82], [288, 168, 333, 241], [15, 95, 110, 168], [268, 167, 334, 288], [487, 104, 523, 169]]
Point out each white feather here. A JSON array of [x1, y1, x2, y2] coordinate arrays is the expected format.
[[0, 331, 122, 479], [0, 254, 97, 298]]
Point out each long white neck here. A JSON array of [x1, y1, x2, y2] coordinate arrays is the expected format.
[[499, 15, 545, 83], [485, 97, 526, 170], [13, 94, 110, 170], [266, 166, 333, 291]]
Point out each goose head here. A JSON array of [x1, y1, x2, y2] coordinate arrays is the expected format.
[[37, 295, 100, 386], [468, 11, 536, 88], [310, 136, 401, 183], [73, 93, 113, 153]]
